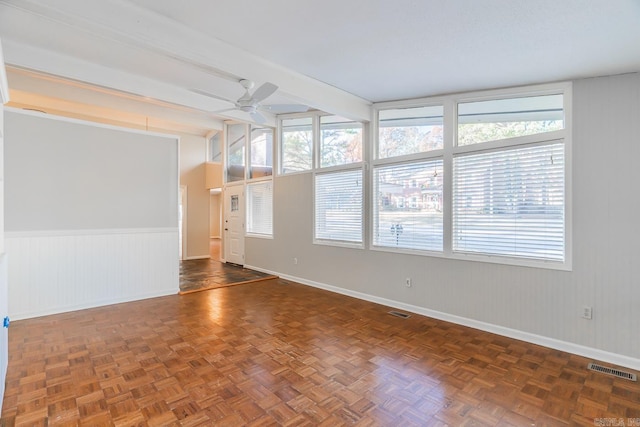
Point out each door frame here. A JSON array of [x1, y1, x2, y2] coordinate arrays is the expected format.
[[179, 185, 187, 260], [223, 183, 245, 265]]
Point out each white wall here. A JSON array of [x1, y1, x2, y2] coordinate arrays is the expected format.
[[246, 73, 640, 370], [180, 134, 210, 259], [4, 110, 180, 319], [6, 230, 178, 320]]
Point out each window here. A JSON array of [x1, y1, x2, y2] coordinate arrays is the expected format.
[[373, 104, 444, 253], [208, 131, 222, 162], [374, 84, 570, 268], [225, 123, 275, 238], [279, 112, 366, 247], [457, 94, 564, 146], [315, 170, 363, 244], [378, 105, 443, 159], [226, 123, 245, 182], [373, 160, 443, 251], [320, 115, 363, 167], [281, 117, 313, 173], [246, 181, 273, 236], [453, 143, 564, 260], [250, 126, 273, 178], [453, 93, 566, 263]]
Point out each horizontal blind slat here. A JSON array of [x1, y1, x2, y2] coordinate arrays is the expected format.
[[315, 170, 363, 243], [453, 142, 564, 261]]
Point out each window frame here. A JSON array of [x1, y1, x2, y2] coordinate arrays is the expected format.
[[313, 165, 365, 248], [372, 82, 572, 270], [371, 99, 446, 257], [246, 179, 274, 239], [224, 121, 276, 239], [278, 111, 367, 248], [278, 113, 315, 176]]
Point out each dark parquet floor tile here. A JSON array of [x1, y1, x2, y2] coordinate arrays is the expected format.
[[1, 278, 639, 426], [179, 259, 277, 294]]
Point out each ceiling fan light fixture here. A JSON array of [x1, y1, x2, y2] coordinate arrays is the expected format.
[[239, 104, 257, 113]]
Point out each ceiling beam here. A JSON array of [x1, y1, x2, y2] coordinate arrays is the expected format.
[[1, 0, 372, 122], [2, 39, 261, 126], [7, 66, 226, 133], [9, 90, 215, 136]]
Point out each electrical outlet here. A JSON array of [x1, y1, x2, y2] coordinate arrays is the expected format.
[[405, 277, 412, 288], [582, 306, 593, 320], [293, 257, 298, 265]]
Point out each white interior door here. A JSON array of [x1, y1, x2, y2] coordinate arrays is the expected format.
[[224, 185, 245, 265]]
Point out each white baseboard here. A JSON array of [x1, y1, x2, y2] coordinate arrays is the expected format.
[[244, 265, 640, 372], [10, 288, 177, 321]]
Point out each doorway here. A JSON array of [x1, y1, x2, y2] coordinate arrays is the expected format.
[[209, 190, 222, 261], [179, 185, 187, 260], [224, 184, 245, 265]]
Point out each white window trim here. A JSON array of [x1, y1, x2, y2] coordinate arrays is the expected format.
[[371, 82, 572, 271]]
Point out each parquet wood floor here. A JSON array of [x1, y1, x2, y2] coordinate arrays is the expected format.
[[2, 278, 639, 426]]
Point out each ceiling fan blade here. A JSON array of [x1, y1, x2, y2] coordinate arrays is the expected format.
[[261, 104, 309, 113], [250, 111, 267, 124], [191, 88, 235, 104], [251, 82, 278, 103]]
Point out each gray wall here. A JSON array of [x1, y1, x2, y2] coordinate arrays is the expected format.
[[246, 73, 640, 363], [5, 110, 178, 231]]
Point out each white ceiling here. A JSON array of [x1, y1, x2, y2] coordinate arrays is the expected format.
[[1, 0, 639, 135]]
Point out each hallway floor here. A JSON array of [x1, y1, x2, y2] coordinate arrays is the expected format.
[[179, 239, 277, 294]]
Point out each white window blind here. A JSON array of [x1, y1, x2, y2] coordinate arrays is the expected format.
[[246, 181, 273, 236], [315, 170, 363, 244], [453, 142, 565, 261], [373, 160, 443, 251]]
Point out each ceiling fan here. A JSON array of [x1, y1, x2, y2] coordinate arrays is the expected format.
[[193, 79, 309, 123]]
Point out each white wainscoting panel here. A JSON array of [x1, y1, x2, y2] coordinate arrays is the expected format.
[[6, 229, 179, 320], [0, 253, 8, 410]]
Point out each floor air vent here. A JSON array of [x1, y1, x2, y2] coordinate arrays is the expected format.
[[388, 311, 411, 319], [587, 362, 637, 381]]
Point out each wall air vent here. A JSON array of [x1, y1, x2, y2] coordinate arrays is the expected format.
[[388, 311, 411, 319], [587, 362, 637, 381]]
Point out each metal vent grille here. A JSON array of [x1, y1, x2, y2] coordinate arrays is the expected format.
[[388, 311, 411, 319], [587, 362, 637, 381]]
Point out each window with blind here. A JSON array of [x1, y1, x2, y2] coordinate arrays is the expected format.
[[374, 85, 570, 268], [453, 143, 564, 260], [314, 170, 363, 245], [453, 93, 566, 263], [373, 104, 444, 253], [246, 181, 273, 236]]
